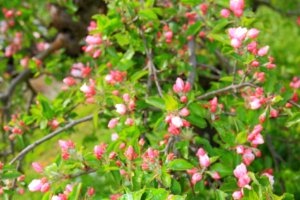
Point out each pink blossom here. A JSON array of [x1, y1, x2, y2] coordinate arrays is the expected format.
[[230, 0, 245, 17], [212, 172, 221, 180], [232, 190, 243, 199], [111, 133, 119, 141], [171, 116, 183, 128], [87, 187, 95, 196], [247, 28, 260, 39], [228, 27, 248, 41], [108, 118, 119, 129], [199, 153, 210, 167], [40, 183, 50, 193], [220, 9, 230, 18], [179, 107, 190, 117], [231, 38, 242, 48], [32, 162, 43, 173], [125, 118, 134, 126], [270, 109, 279, 118], [94, 144, 107, 160], [209, 97, 218, 113], [257, 46, 269, 56], [115, 104, 127, 115], [28, 179, 42, 192], [122, 93, 130, 102], [85, 35, 102, 45], [191, 173, 202, 185], [173, 78, 185, 93], [242, 149, 255, 166], [249, 97, 261, 110], [236, 145, 245, 154], [233, 163, 247, 178], [124, 145, 137, 161]]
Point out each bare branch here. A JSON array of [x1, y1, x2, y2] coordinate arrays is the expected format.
[[196, 82, 258, 100], [187, 36, 197, 86], [9, 111, 102, 165]]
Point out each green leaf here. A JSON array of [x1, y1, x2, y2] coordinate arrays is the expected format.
[[186, 115, 207, 128], [144, 188, 169, 200], [121, 189, 145, 200], [175, 141, 189, 159], [188, 103, 207, 117], [170, 179, 181, 194], [2, 171, 21, 179], [145, 97, 165, 110], [167, 159, 194, 171], [211, 163, 232, 177], [139, 9, 158, 20], [180, 0, 201, 6], [186, 21, 202, 36], [215, 189, 228, 200], [93, 111, 98, 129], [235, 131, 248, 144], [164, 95, 178, 111], [68, 183, 82, 200], [161, 170, 171, 187], [130, 70, 148, 82], [115, 33, 130, 46]]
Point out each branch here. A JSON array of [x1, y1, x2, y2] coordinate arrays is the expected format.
[[0, 69, 32, 102], [289, 100, 300, 109], [9, 111, 102, 165], [139, 29, 163, 97], [196, 82, 257, 100], [67, 168, 97, 179], [187, 36, 197, 86]]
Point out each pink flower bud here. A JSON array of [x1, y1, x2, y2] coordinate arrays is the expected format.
[[94, 144, 107, 160], [191, 173, 202, 185], [257, 46, 269, 56], [270, 109, 279, 118], [108, 118, 118, 129], [199, 154, 210, 167], [180, 96, 188, 103], [124, 145, 137, 161], [125, 118, 134, 126], [87, 187, 95, 196], [232, 190, 243, 199], [173, 78, 185, 93], [212, 172, 221, 180], [199, 4, 208, 15], [122, 93, 130, 102], [220, 9, 230, 18], [85, 35, 102, 45], [32, 162, 43, 173], [230, 0, 245, 17], [251, 60, 260, 67], [179, 107, 190, 117], [247, 28, 260, 39], [242, 150, 255, 166], [196, 148, 206, 157], [40, 183, 50, 193]]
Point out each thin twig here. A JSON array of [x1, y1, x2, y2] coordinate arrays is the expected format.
[[196, 82, 258, 100], [9, 111, 102, 165], [187, 36, 197, 87], [289, 100, 300, 109], [139, 28, 163, 97]]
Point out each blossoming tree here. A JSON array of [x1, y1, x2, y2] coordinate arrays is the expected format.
[[0, 0, 299, 199]]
